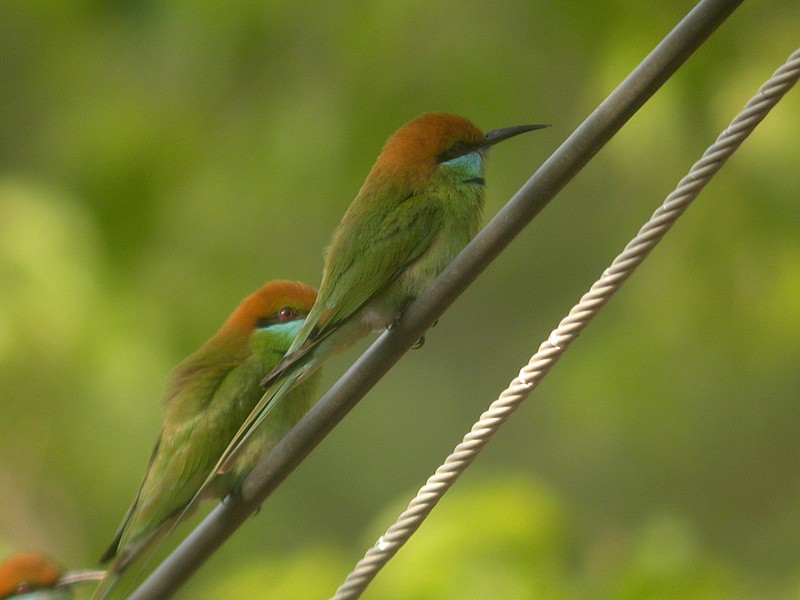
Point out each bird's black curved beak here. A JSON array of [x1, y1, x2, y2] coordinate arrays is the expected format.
[[482, 124, 549, 149], [437, 123, 549, 163]]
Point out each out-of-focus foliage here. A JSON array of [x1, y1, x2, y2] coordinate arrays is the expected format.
[[206, 477, 753, 599], [0, 1, 798, 598]]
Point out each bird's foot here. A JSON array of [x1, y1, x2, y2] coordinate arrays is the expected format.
[[390, 314, 437, 349], [226, 486, 262, 516], [224, 485, 246, 506]]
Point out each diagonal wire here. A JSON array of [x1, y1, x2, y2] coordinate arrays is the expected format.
[[333, 47, 800, 600]]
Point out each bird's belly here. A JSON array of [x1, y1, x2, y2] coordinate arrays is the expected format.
[[397, 228, 472, 297], [359, 305, 397, 329], [360, 224, 477, 332]]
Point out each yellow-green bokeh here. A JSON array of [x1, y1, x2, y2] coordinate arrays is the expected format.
[[1, 1, 798, 598]]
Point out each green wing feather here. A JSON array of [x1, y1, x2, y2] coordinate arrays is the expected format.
[[213, 192, 446, 486], [93, 356, 259, 599], [261, 191, 445, 392], [316, 192, 445, 333]]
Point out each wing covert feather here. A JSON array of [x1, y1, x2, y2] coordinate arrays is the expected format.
[[316, 192, 444, 336]]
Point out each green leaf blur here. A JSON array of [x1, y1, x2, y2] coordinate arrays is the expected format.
[[0, 1, 798, 598]]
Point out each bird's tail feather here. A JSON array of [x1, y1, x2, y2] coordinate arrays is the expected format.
[[260, 345, 308, 389], [220, 372, 300, 473], [92, 514, 180, 600]]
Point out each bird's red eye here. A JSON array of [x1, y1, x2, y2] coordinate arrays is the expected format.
[[278, 307, 296, 321]]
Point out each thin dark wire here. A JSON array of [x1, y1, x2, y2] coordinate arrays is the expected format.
[[333, 47, 800, 600], [127, 1, 744, 598]]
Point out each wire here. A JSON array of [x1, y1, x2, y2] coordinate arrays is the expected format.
[[332, 46, 800, 600]]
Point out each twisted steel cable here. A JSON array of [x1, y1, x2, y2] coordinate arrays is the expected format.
[[333, 47, 800, 600]]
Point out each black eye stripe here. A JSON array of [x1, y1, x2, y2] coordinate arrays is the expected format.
[[437, 140, 478, 163], [449, 141, 468, 154], [255, 316, 273, 329]]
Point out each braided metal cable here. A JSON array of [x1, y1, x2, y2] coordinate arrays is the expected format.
[[333, 47, 800, 600]]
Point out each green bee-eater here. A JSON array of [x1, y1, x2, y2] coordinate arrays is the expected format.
[[0, 553, 65, 600], [0, 553, 102, 599], [92, 281, 320, 599], [209, 113, 546, 477]]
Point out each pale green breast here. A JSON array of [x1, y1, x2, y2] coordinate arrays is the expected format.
[[227, 367, 323, 482]]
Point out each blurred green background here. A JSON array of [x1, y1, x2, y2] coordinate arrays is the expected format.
[[1, 1, 799, 598]]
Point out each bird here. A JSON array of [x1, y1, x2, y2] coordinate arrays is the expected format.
[[92, 281, 320, 599], [0, 553, 65, 599], [208, 112, 547, 476], [0, 552, 105, 599]]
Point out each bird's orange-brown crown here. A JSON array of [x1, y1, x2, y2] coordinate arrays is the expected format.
[[369, 113, 484, 185], [221, 281, 317, 335], [0, 552, 62, 597]]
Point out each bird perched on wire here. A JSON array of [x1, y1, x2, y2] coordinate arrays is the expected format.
[[0, 552, 104, 599], [92, 281, 320, 599], [208, 112, 546, 477], [0, 553, 65, 600]]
